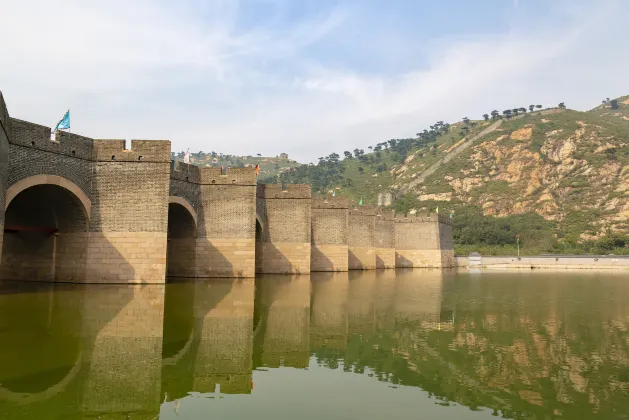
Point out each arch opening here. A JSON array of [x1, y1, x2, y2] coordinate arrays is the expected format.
[[1, 184, 89, 282], [166, 202, 197, 278]]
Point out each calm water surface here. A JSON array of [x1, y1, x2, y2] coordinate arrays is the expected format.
[[1, 269, 629, 419]]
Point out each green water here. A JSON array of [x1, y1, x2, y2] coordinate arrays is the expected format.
[[1, 269, 629, 419]]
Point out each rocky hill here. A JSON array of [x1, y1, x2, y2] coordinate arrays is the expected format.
[[276, 96, 629, 254], [418, 104, 629, 244]]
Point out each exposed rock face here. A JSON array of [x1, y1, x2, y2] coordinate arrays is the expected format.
[[410, 107, 629, 240]]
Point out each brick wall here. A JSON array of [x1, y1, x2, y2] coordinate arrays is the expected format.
[[256, 185, 311, 274], [197, 168, 257, 277], [348, 206, 376, 270], [88, 140, 171, 283], [375, 210, 395, 269], [395, 214, 453, 268], [0, 92, 9, 254], [311, 197, 348, 272]]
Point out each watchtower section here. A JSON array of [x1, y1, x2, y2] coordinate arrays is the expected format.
[[395, 213, 454, 268], [256, 184, 311, 274], [0, 92, 10, 254], [195, 167, 257, 277], [348, 206, 376, 270], [375, 209, 395, 269], [88, 139, 172, 282], [311, 197, 348, 272]]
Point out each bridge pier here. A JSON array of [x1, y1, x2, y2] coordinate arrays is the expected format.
[[395, 213, 454, 268], [255, 185, 312, 274], [348, 206, 376, 270], [311, 197, 349, 272], [375, 210, 396, 269]]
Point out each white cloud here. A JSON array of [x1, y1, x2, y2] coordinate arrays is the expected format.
[[0, 0, 627, 162]]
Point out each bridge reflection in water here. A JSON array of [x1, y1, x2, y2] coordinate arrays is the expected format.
[[1, 271, 629, 419]]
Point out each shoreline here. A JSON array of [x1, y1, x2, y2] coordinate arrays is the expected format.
[[456, 255, 629, 270]]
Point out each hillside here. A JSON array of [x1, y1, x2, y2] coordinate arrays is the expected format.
[[171, 151, 300, 179], [275, 96, 629, 254]]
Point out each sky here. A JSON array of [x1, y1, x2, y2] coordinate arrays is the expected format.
[[0, 0, 627, 162]]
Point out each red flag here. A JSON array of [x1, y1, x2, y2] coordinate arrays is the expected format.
[[255, 164, 259, 175]]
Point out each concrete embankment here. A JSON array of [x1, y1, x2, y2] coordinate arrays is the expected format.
[[456, 255, 629, 270]]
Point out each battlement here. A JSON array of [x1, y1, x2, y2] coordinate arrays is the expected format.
[[170, 160, 202, 183], [312, 196, 349, 209], [256, 184, 311, 199], [0, 91, 10, 138], [395, 212, 451, 225], [93, 139, 171, 162], [199, 166, 256, 185], [377, 209, 396, 221], [10, 118, 94, 160], [349, 205, 377, 216]]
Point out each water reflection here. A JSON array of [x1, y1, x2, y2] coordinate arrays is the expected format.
[[1, 272, 629, 419]]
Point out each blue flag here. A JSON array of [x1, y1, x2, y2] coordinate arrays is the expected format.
[[54, 110, 70, 131]]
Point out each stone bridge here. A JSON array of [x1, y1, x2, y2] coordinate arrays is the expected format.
[[0, 91, 453, 284]]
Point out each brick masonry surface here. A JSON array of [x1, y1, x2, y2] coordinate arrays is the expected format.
[[256, 185, 311, 274], [311, 197, 348, 271]]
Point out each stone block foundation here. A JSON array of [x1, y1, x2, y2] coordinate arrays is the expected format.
[[194, 238, 255, 278], [311, 244, 348, 272], [348, 246, 376, 270], [375, 248, 395, 269], [84, 232, 167, 284], [255, 242, 311, 274], [395, 249, 449, 268]]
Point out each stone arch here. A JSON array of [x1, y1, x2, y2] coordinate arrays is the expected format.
[[168, 196, 197, 228], [6, 175, 91, 220], [166, 197, 198, 278], [1, 176, 91, 282]]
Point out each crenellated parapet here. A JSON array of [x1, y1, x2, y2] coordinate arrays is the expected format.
[[10, 118, 94, 160], [170, 160, 202, 183], [377, 209, 396, 221], [395, 212, 450, 225], [349, 205, 377, 217], [312, 196, 349, 209], [93, 139, 171, 162], [257, 183, 311, 199], [199, 166, 256, 185]]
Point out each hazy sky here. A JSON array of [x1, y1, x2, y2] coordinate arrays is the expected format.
[[0, 0, 627, 162]]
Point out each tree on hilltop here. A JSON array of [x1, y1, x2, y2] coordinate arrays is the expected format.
[[462, 117, 470, 125], [535, 105, 542, 109], [490, 110, 500, 119], [558, 102, 566, 109], [344, 151, 353, 159], [610, 99, 619, 110], [529, 105, 535, 112], [483, 113, 489, 121]]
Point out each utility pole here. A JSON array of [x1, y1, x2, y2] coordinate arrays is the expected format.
[[516, 234, 520, 257]]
